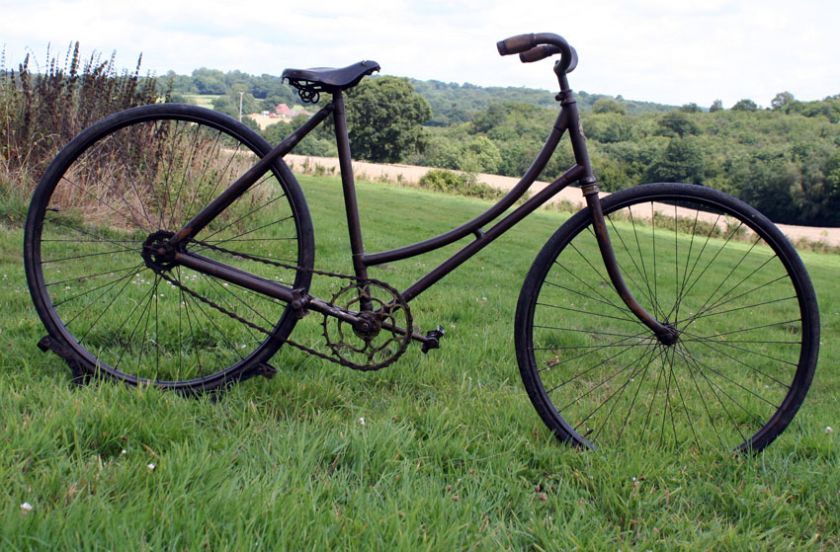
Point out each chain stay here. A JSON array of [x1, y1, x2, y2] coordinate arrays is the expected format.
[[161, 239, 412, 370]]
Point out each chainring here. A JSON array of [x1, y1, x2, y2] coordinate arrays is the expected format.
[[322, 279, 413, 371]]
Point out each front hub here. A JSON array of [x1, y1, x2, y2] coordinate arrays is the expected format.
[[656, 322, 680, 346]]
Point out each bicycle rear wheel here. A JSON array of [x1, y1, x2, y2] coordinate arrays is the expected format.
[[24, 104, 314, 392], [515, 183, 818, 452]]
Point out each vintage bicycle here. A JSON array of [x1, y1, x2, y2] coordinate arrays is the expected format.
[[24, 33, 819, 452]]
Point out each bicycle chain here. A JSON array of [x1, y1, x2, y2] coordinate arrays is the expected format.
[[159, 239, 413, 370]]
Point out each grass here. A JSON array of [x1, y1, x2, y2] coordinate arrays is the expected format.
[[183, 94, 221, 109], [1, 174, 838, 549]]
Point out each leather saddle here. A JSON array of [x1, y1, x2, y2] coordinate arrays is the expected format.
[[282, 60, 380, 96]]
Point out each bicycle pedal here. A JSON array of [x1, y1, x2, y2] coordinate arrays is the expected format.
[[421, 325, 446, 354]]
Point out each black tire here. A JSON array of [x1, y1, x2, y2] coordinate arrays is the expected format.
[[515, 183, 819, 452], [24, 104, 315, 392]]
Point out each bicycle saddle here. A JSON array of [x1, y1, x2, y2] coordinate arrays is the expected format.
[[282, 60, 381, 93]]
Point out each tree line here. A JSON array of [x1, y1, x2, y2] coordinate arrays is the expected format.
[[410, 93, 840, 226], [3, 51, 838, 227], [172, 66, 840, 226]]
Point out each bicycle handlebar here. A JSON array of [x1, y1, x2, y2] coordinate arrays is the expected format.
[[519, 44, 561, 63], [497, 32, 577, 73]]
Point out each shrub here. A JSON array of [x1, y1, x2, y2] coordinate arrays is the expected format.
[[417, 169, 505, 201]]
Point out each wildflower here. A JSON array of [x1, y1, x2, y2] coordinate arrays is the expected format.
[[826, 426, 834, 434], [147, 463, 156, 471], [358, 417, 366, 426], [20, 502, 33, 514]]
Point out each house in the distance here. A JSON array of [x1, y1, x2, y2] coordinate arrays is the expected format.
[[270, 103, 308, 121]]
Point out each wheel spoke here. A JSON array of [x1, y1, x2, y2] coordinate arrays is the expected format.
[[29, 108, 309, 389], [521, 186, 815, 452]]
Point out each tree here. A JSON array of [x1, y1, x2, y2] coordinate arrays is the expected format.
[[471, 103, 509, 134], [729, 151, 798, 223], [647, 138, 705, 184], [417, 133, 462, 169], [460, 136, 502, 173], [212, 84, 259, 119], [657, 112, 700, 138], [345, 77, 432, 163], [585, 112, 633, 143], [592, 98, 626, 115], [191, 68, 226, 95], [680, 103, 702, 113], [165, 70, 195, 94], [731, 98, 759, 112], [771, 91, 795, 110], [263, 114, 336, 157], [709, 99, 724, 112]]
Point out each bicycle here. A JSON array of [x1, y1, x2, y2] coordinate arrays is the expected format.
[[24, 33, 819, 452]]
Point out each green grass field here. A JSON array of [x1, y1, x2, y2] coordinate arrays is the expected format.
[[1, 175, 838, 549], [182, 94, 221, 109]]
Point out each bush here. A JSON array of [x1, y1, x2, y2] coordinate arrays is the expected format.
[[417, 169, 504, 201]]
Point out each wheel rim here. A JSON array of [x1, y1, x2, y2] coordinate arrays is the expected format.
[[525, 187, 816, 451], [29, 109, 310, 387]]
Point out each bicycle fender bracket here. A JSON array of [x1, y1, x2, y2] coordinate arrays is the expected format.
[[37, 334, 90, 384], [255, 362, 278, 379]]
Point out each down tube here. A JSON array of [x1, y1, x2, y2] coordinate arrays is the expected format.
[[399, 164, 586, 302]]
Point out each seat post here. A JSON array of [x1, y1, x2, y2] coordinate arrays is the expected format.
[[332, 91, 370, 283]]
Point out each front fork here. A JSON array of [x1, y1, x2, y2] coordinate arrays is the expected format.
[[582, 183, 679, 346]]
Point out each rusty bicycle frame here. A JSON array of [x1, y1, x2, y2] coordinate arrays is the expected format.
[[166, 33, 678, 346]]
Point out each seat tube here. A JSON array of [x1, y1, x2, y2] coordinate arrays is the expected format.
[[332, 91, 370, 283]]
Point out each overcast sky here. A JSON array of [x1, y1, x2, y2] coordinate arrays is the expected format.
[[2, 0, 838, 107]]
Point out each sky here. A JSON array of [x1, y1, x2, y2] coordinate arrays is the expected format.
[[1, 0, 839, 107]]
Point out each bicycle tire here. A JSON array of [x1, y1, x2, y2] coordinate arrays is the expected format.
[[515, 183, 819, 452], [24, 104, 315, 392]]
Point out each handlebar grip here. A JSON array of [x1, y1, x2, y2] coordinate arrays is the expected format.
[[497, 32, 577, 74], [519, 44, 561, 63], [497, 34, 537, 56]]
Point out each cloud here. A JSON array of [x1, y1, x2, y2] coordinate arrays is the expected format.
[[2, 0, 838, 106]]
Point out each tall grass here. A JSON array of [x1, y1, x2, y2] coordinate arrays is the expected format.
[[0, 42, 170, 223]]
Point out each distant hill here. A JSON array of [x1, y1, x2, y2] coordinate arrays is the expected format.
[[409, 79, 677, 126], [171, 68, 677, 127]]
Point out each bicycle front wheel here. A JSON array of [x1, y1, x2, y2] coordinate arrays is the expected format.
[[24, 104, 314, 392], [515, 183, 818, 452]]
